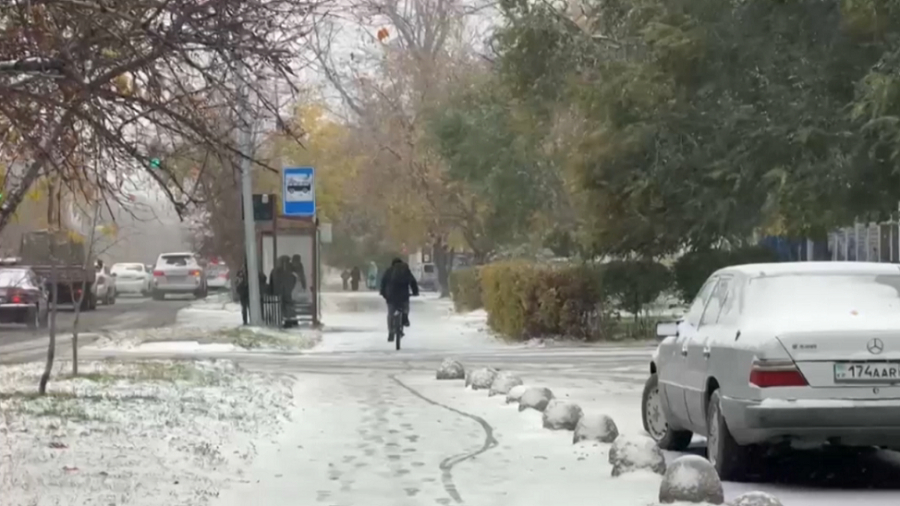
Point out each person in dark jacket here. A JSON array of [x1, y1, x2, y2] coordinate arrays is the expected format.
[[350, 266, 361, 291], [236, 263, 267, 325], [290, 254, 308, 291], [269, 256, 296, 320], [379, 258, 419, 341]]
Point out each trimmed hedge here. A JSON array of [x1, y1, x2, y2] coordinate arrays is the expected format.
[[672, 245, 780, 302], [480, 261, 605, 340], [448, 267, 483, 312]]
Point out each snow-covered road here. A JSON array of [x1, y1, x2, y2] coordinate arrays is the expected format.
[[22, 291, 900, 505]]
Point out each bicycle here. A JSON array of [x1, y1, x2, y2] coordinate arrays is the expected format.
[[389, 307, 405, 350]]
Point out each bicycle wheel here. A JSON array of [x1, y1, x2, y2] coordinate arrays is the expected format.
[[394, 311, 403, 350]]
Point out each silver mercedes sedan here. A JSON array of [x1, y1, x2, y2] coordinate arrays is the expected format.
[[643, 262, 900, 481]]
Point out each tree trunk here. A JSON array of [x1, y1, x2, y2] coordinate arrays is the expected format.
[[70, 203, 100, 376], [432, 237, 453, 298], [39, 262, 58, 395]]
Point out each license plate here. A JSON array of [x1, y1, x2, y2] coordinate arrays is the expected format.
[[834, 362, 900, 382], [164, 276, 187, 283]]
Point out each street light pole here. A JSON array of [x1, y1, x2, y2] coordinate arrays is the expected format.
[[238, 63, 262, 326]]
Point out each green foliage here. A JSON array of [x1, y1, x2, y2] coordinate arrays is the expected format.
[[448, 267, 483, 312], [480, 261, 604, 340], [672, 246, 781, 302], [476, 0, 900, 256], [602, 260, 673, 316], [425, 76, 553, 257]]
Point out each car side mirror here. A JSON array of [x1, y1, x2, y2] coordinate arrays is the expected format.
[[656, 321, 679, 339]]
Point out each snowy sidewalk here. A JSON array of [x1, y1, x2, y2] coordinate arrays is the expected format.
[[215, 369, 663, 506]]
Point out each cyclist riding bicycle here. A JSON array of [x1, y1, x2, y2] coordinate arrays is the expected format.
[[379, 257, 419, 342]]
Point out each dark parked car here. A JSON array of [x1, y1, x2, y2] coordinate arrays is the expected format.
[[0, 267, 49, 329]]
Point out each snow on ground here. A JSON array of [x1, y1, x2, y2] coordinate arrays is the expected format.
[[86, 293, 321, 353], [311, 291, 507, 354], [0, 359, 294, 506], [214, 367, 672, 506], [214, 291, 900, 506]]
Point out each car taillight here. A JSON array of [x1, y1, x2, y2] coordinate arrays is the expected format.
[[8, 289, 33, 304], [749, 359, 808, 388], [153, 270, 165, 277], [189, 270, 201, 277]]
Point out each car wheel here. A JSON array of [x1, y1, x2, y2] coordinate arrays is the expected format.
[[706, 389, 754, 481], [26, 305, 38, 330], [642, 373, 693, 450]]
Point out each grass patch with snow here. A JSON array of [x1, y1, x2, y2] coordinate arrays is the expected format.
[[88, 325, 321, 352], [214, 326, 320, 350], [0, 359, 294, 505]]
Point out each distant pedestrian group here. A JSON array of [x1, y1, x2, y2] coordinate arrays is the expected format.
[[341, 266, 363, 291]]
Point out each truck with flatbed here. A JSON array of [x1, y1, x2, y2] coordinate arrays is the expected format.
[[18, 229, 97, 311]]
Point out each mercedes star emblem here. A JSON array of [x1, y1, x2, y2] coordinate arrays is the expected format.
[[867, 338, 885, 355]]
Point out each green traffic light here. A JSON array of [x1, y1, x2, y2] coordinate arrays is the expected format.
[[150, 158, 160, 168]]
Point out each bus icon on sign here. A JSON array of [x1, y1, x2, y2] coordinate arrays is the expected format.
[[285, 173, 313, 199], [287, 182, 311, 194]]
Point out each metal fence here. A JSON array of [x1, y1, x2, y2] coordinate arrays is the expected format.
[[261, 294, 283, 328], [259, 293, 316, 328], [828, 221, 900, 263]]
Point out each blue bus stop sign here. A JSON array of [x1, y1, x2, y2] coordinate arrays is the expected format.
[[282, 167, 315, 217]]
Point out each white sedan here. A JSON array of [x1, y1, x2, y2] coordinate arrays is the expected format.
[[644, 261, 900, 481], [111, 262, 152, 296]]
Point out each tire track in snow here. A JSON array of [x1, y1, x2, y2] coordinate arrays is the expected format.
[[390, 374, 498, 504]]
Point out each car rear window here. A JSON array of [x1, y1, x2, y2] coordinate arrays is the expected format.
[[0, 269, 29, 287], [112, 264, 143, 272], [160, 255, 194, 267], [746, 273, 900, 318]]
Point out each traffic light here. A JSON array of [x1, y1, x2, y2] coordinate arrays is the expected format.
[[149, 158, 161, 169]]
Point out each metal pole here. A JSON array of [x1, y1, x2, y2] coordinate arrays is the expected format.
[[238, 64, 262, 326]]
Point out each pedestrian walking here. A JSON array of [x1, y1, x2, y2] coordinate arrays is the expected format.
[[341, 269, 350, 291], [366, 261, 378, 290], [237, 262, 267, 325], [350, 266, 361, 291]]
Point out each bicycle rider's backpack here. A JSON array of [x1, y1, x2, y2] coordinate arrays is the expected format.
[[386, 264, 407, 300]]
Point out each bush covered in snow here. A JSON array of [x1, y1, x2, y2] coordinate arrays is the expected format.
[[517, 386, 555, 412], [506, 384, 528, 404], [436, 358, 466, 380], [489, 371, 523, 396], [573, 412, 618, 443], [609, 435, 666, 477], [728, 492, 783, 506], [542, 399, 583, 430], [466, 367, 498, 390], [658, 455, 724, 504]]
